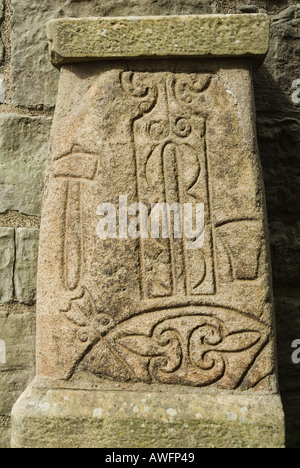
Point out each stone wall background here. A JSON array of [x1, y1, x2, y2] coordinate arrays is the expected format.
[[0, 0, 299, 448]]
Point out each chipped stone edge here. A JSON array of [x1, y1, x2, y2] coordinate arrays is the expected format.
[[46, 14, 270, 67]]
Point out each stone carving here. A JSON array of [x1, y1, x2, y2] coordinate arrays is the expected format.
[[216, 220, 264, 282], [12, 15, 286, 450], [120, 72, 215, 298], [53, 145, 98, 292], [82, 306, 269, 389], [34, 64, 275, 391]]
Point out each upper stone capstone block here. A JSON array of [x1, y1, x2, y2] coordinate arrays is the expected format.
[[47, 14, 270, 66]]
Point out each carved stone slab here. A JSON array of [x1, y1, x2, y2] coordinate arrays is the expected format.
[[37, 64, 275, 391], [12, 15, 285, 449]]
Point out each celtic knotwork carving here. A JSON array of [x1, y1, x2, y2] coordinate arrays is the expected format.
[[58, 300, 270, 389], [120, 71, 158, 117], [116, 317, 261, 386], [93, 307, 269, 389], [121, 71, 150, 97], [173, 73, 212, 105], [189, 325, 261, 370], [60, 288, 115, 344]]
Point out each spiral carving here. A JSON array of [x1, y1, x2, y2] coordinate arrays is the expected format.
[[113, 312, 264, 388], [148, 120, 170, 141], [173, 117, 192, 138]]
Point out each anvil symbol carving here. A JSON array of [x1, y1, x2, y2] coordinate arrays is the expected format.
[[53, 145, 98, 180]]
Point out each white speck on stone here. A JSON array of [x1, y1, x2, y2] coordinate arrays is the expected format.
[[133, 406, 139, 413], [28, 401, 36, 407], [141, 424, 145, 428], [144, 406, 150, 412], [226, 89, 238, 105], [146, 28, 153, 35], [0, 78, 5, 104], [227, 412, 238, 422], [196, 413, 202, 419], [93, 408, 103, 418], [166, 408, 177, 417], [40, 402, 50, 412], [145, 42, 151, 48], [241, 407, 249, 414], [64, 396, 69, 401], [0, 339, 6, 364], [99, 29, 107, 37]]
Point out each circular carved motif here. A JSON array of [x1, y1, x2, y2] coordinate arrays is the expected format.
[[148, 120, 170, 141], [174, 118, 192, 138], [77, 330, 89, 343]]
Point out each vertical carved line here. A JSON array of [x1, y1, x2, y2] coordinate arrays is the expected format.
[[160, 79, 175, 296], [162, 143, 186, 296], [175, 145, 190, 297], [202, 119, 217, 294], [162, 143, 176, 297], [131, 116, 146, 300], [63, 180, 82, 291]]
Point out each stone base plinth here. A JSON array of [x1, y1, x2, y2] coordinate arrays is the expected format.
[[11, 381, 285, 448]]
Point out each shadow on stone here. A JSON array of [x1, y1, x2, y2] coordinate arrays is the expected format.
[[254, 65, 300, 448]]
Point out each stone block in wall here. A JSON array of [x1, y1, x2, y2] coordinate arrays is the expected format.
[[254, 5, 300, 114], [0, 115, 52, 217], [10, 0, 215, 109], [0, 228, 40, 305], [0, 312, 35, 415], [0, 228, 14, 303], [269, 220, 300, 289], [257, 117, 300, 215], [15, 229, 40, 305], [216, 1, 297, 14]]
